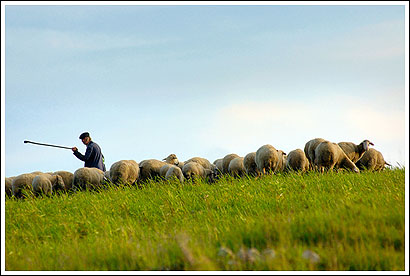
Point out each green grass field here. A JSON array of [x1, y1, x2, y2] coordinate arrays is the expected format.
[[5, 168, 406, 271]]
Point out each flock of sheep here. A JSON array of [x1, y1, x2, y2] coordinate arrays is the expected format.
[[5, 138, 390, 199]]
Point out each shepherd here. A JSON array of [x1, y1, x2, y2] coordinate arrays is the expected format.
[[72, 132, 106, 172]]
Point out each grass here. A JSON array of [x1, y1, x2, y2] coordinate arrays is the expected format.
[[5, 168, 406, 271]]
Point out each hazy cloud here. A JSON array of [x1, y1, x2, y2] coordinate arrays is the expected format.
[[202, 94, 405, 165], [6, 27, 177, 52]]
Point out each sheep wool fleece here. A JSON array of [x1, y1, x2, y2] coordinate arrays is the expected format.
[[73, 141, 106, 172]]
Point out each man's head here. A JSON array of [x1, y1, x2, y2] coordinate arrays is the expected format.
[[79, 132, 91, 145]]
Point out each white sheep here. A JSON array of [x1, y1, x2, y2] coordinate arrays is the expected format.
[[12, 171, 43, 198], [355, 148, 391, 172], [285, 149, 310, 172], [72, 167, 105, 191], [276, 150, 287, 173], [184, 157, 214, 170], [52, 170, 74, 191], [32, 173, 65, 196], [165, 165, 184, 183], [228, 157, 246, 177], [213, 158, 223, 171], [304, 138, 326, 170], [255, 145, 284, 175], [139, 154, 179, 182], [314, 140, 360, 173], [182, 162, 214, 182], [5, 176, 16, 197], [109, 160, 140, 185], [139, 159, 168, 181], [338, 140, 374, 163], [243, 152, 259, 176], [162, 154, 180, 166], [160, 164, 174, 178], [222, 153, 240, 174]]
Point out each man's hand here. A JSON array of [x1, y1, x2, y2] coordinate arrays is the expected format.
[[72, 147, 78, 152]]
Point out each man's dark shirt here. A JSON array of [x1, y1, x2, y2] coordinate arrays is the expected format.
[[73, 141, 106, 172]]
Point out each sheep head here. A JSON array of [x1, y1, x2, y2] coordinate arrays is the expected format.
[[361, 140, 374, 151], [205, 168, 217, 183], [52, 175, 65, 191], [163, 154, 179, 165]]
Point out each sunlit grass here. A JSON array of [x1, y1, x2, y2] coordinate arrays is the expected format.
[[5, 168, 405, 271]]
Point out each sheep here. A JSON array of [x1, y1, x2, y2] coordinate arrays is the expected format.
[[255, 144, 284, 175], [165, 165, 184, 183], [314, 140, 360, 173], [32, 173, 65, 196], [139, 159, 168, 181], [184, 157, 214, 170], [355, 148, 391, 172], [213, 158, 223, 171], [12, 171, 43, 198], [276, 150, 287, 172], [285, 149, 310, 172], [228, 157, 246, 177], [5, 176, 16, 197], [139, 154, 180, 182], [304, 138, 326, 170], [160, 164, 174, 178], [222, 154, 240, 174], [182, 162, 214, 182], [243, 152, 259, 176], [338, 140, 374, 163], [109, 160, 140, 185], [52, 170, 74, 191], [72, 167, 105, 191], [162, 154, 180, 166]]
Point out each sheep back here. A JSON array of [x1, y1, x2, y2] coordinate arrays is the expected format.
[[222, 154, 240, 174], [315, 141, 359, 173], [110, 160, 140, 185], [185, 157, 213, 170], [73, 167, 105, 191], [52, 170, 74, 191], [182, 162, 213, 181], [160, 164, 174, 178], [12, 172, 43, 198], [243, 152, 259, 176], [286, 149, 309, 172], [165, 165, 184, 183], [276, 150, 287, 172], [32, 174, 64, 196], [228, 157, 245, 177], [355, 148, 387, 172], [255, 144, 279, 175], [139, 159, 167, 181], [304, 138, 326, 169]]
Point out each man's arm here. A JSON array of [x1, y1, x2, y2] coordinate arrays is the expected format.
[[73, 145, 93, 161]]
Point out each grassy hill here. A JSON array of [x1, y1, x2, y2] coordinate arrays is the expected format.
[[5, 168, 406, 271]]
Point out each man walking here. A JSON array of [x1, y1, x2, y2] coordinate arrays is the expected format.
[[72, 132, 106, 172]]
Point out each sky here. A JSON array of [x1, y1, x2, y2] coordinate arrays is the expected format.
[[1, 2, 408, 177]]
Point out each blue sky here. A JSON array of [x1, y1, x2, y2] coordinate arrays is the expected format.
[[2, 3, 408, 177]]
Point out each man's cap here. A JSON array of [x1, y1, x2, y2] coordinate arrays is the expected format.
[[79, 132, 90, 140]]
